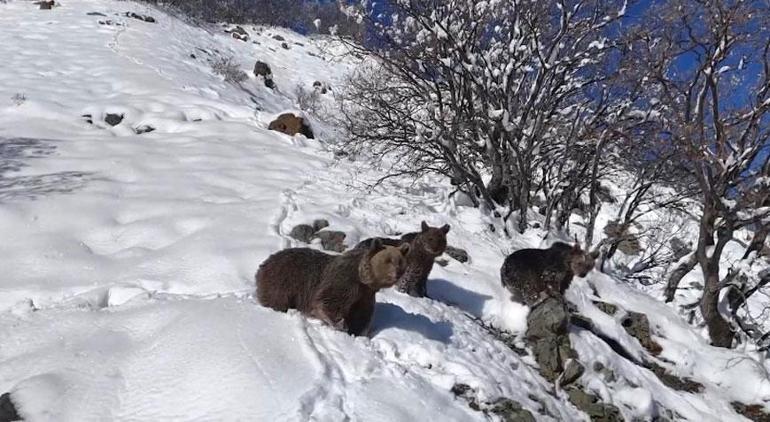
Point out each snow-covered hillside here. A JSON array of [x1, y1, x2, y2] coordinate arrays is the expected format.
[[0, 1, 769, 421]]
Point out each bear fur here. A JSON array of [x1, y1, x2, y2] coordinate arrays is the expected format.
[[356, 221, 450, 298], [268, 113, 314, 138], [255, 240, 409, 336], [500, 242, 599, 306]]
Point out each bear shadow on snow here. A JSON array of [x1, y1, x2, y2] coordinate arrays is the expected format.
[[428, 278, 493, 316], [369, 302, 454, 343]]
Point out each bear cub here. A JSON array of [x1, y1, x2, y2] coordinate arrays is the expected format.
[[500, 242, 599, 306], [256, 239, 409, 336], [356, 221, 450, 298]]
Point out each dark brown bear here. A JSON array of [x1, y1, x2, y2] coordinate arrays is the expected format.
[[500, 242, 599, 306], [255, 240, 409, 336], [356, 221, 450, 298]]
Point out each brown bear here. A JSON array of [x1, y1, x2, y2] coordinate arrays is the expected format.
[[356, 221, 450, 298], [500, 242, 599, 306], [255, 240, 409, 336]]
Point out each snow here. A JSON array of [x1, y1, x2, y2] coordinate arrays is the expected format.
[[1, 0, 769, 421]]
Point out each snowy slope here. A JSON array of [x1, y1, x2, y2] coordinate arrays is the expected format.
[[0, 1, 769, 421]]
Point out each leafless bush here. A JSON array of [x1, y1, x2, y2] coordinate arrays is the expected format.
[[211, 56, 247, 84], [340, 0, 630, 235], [295, 84, 321, 114], [11, 93, 25, 106]]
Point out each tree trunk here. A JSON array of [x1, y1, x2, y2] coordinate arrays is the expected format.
[[700, 267, 735, 347], [584, 139, 606, 248], [517, 178, 530, 234], [486, 160, 508, 206], [663, 252, 697, 302], [696, 209, 735, 348]]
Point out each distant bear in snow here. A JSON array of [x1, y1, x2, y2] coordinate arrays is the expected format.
[[255, 240, 409, 336], [500, 242, 599, 306], [356, 221, 450, 298]]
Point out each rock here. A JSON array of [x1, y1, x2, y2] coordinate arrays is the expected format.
[[312, 219, 329, 232], [264, 78, 276, 89], [82, 114, 93, 124], [87, 12, 107, 16], [445, 245, 470, 263], [450, 383, 480, 411], [450, 383, 472, 396], [593, 362, 617, 383], [268, 113, 314, 139], [621, 311, 662, 355], [559, 359, 585, 386], [646, 362, 703, 393], [490, 398, 536, 422], [104, 113, 124, 126], [312, 80, 330, 94], [435, 258, 449, 267], [529, 334, 576, 382], [281, 42, 290, 49], [565, 386, 624, 422], [0, 393, 19, 422], [525, 297, 579, 382], [288, 224, 315, 244], [135, 125, 155, 134], [731, 402, 770, 422], [526, 297, 569, 340], [593, 301, 618, 315], [37, 0, 54, 9], [272, 34, 285, 41], [315, 230, 347, 253], [228, 26, 248, 41], [125, 12, 156, 23]]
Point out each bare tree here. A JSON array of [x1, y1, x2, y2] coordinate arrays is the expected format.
[[632, 0, 770, 347], [340, 0, 629, 233]]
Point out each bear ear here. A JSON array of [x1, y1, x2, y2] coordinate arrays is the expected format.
[[441, 224, 450, 234], [369, 238, 383, 251], [399, 243, 411, 255], [421, 221, 429, 232]]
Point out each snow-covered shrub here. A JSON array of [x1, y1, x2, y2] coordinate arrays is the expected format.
[[340, 0, 630, 234], [295, 84, 321, 114], [10, 93, 25, 106], [211, 56, 247, 84]]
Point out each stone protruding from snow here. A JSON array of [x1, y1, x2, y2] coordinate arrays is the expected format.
[[621, 311, 662, 355], [565, 385, 623, 422], [312, 219, 329, 232], [525, 297, 576, 382], [125, 12, 156, 23], [228, 26, 248, 41], [288, 224, 315, 244], [315, 230, 346, 253], [268, 113, 314, 139], [104, 113, 124, 126], [445, 245, 470, 263], [489, 398, 537, 422], [288, 223, 347, 252], [0, 393, 20, 422]]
